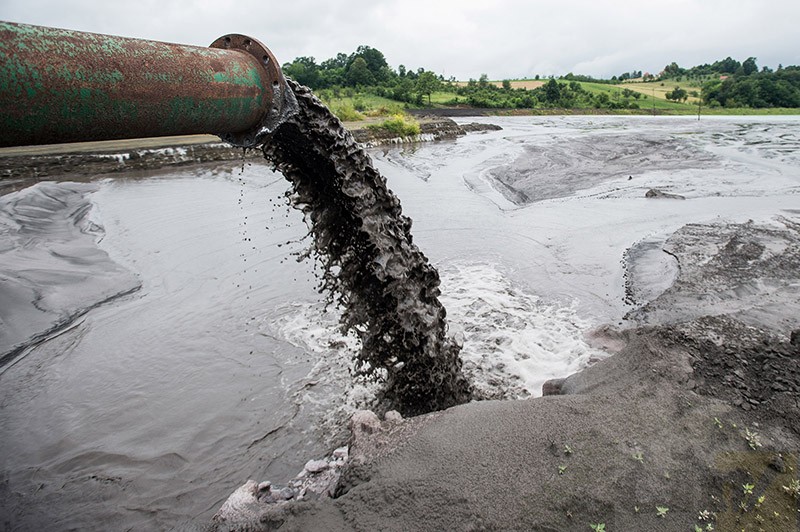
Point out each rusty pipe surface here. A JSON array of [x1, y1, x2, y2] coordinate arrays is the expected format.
[[0, 21, 295, 148]]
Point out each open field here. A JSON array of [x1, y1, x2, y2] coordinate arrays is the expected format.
[[316, 80, 799, 117], [613, 79, 703, 104], [453, 79, 545, 90], [577, 81, 698, 111]]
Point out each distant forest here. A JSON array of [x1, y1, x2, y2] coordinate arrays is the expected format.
[[662, 57, 800, 108], [282, 47, 800, 110]]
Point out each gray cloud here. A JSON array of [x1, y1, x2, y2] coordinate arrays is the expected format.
[[1, 0, 798, 79]]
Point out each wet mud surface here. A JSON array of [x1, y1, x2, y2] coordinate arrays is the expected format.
[[215, 117, 800, 531], [486, 131, 716, 204], [627, 218, 800, 332], [2, 115, 799, 531], [668, 316, 800, 435]]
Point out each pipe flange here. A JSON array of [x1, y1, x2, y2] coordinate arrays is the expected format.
[[209, 34, 297, 147]]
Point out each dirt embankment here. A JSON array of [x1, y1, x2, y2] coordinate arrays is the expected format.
[[0, 119, 500, 195]]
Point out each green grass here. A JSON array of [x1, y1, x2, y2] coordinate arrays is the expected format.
[[694, 107, 800, 115], [318, 93, 412, 121], [613, 80, 702, 104], [577, 81, 697, 111], [429, 90, 461, 105], [316, 84, 799, 119], [327, 101, 364, 121], [367, 114, 421, 136]]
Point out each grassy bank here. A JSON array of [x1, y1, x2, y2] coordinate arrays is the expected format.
[[487, 106, 800, 117], [319, 81, 799, 119]]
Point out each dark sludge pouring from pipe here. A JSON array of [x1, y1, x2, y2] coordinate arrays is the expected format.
[[0, 21, 472, 416]]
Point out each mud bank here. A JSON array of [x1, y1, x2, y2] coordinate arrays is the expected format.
[[0, 119, 498, 195], [213, 218, 800, 532]]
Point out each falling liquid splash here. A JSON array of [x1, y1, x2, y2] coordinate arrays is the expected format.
[[260, 80, 471, 416]]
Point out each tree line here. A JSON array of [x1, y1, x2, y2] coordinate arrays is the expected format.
[[281, 45, 444, 105], [660, 56, 800, 108], [282, 47, 800, 110]]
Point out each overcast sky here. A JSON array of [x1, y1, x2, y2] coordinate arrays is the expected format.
[[2, 0, 799, 80]]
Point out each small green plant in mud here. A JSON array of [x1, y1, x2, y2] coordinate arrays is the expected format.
[[564, 444, 573, 455], [656, 506, 669, 518], [632, 451, 644, 463], [558, 465, 567, 475], [742, 482, 755, 495], [713, 417, 723, 429], [589, 523, 606, 531], [743, 427, 762, 450], [783, 478, 800, 498], [367, 113, 421, 137]]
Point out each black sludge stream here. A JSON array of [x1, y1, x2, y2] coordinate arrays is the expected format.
[[262, 81, 471, 416]]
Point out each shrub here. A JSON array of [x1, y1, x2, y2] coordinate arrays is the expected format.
[[329, 102, 364, 121], [364, 102, 406, 117], [368, 113, 421, 137]]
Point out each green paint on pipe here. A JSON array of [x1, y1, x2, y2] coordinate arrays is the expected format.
[[0, 21, 277, 146]]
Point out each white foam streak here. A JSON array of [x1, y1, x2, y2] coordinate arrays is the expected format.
[[270, 262, 606, 414], [259, 304, 379, 439], [440, 262, 606, 399]]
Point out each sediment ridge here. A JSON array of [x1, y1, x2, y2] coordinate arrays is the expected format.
[[0, 118, 500, 195]]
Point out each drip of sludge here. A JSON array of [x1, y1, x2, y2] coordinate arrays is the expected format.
[[261, 81, 471, 416]]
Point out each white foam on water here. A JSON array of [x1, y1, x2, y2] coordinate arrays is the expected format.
[[268, 261, 607, 421], [440, 262, 607, 399], [258, 302, 379, 440]]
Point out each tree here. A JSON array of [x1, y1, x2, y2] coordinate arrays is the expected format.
[[282, 56, 321, 88], [346, 57, 374, 87], [502, 79, 512, 91], [665, 86, 688, 102], [742, 57, 758, 76], [663, 62, 685, 78], [348, 46, 390, 83], [711, 56, 741, 74], [392, 77, 414, 102], [320, 53, 348, 70], [416, 71, 441, 105], [543, 78, 561, 104]]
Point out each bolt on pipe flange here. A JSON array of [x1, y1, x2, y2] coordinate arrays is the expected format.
[[210, 34, 297, 148]]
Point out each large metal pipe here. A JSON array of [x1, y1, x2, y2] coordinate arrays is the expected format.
[[0, 21, 294, 148]]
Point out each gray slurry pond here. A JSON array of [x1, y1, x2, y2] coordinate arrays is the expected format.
[[1, 115, 798, 530]]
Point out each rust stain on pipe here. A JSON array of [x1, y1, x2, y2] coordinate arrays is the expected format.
[[0, 22, 288, 147]]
